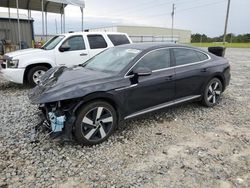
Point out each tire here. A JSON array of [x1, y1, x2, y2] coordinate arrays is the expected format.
[[74, 101, 118, 146], [27, 66, 48, 86], [202, 78, 223, 107]]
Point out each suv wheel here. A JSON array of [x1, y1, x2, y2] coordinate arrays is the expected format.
[[27, 66, 48, 86], [74, 101, 117, 146], [202, 78, 223, 107]]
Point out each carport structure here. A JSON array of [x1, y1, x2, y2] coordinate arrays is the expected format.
[[0, 0, 85, 48]]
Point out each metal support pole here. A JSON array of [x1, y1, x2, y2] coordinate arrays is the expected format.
[[55, 19, 58, 34], [8, 7, 11, 41], [80, 7, 84, 31], [223, 0, 231, 44], [16, 0, 21, 49], [61, 13, 63, 33], [45, 12, 48, 41], [27, 9, 31, 47], [41, 0, 44, 41], [171, 4, 176, 43], [63, 4, 65, 33]]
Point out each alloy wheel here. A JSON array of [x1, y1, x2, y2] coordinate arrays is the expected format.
[[207, 80, 222, 104], [81, 107, 113, 141], [33, 70, 46, 84]]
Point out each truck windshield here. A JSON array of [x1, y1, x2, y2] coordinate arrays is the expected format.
[[42, 35, 65, 50], [84, 47, 141, 73]]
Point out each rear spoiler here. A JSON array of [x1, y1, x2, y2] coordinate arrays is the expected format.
[[208, 46, 226, 57]]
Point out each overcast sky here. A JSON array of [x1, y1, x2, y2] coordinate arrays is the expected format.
[[0, 0, 249, 37]]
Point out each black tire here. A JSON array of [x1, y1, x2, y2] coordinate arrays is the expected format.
[[202, 78, 223, 107], [27, 66, 48, 86], [74, 101, 117, 146]]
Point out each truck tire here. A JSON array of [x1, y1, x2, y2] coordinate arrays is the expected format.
[[27, 66, 48, 87]]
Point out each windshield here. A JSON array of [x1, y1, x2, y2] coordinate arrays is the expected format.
[[42, 35, 65, 50], [84, 47, 141, 73]]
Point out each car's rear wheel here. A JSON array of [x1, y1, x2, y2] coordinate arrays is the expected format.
[[202, 78, 223, 107], [74, 101, 117, 145], [27, 66, 48, 86]]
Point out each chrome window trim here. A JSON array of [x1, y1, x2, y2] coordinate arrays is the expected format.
[[172, 47, 211, 67], [124, 47, 211, 78]]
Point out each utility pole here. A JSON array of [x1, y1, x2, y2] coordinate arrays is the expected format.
[[223, 0, 231, 44], [171, 3, 176, 42]]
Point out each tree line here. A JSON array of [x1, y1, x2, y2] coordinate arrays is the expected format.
[[191, 33, 250, 43]]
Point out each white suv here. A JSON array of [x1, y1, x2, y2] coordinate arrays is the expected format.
[[0, 32, 132, 86]]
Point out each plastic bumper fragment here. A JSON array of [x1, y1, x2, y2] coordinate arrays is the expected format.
[[48, 112, 66, 132]]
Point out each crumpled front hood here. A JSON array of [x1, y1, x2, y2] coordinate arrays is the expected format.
[[28, 66, 126, 104], [5, 48, 45, 58]]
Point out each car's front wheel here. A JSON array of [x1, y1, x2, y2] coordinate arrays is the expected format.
[[27, 66, 48, 86], [74, 101, 117, 145], [202, 78, 223, 107]]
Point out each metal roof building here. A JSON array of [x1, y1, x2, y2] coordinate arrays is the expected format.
[[0, 0, 85, 49], [88, 25, 191, 43], [0, 12, 34, 47]]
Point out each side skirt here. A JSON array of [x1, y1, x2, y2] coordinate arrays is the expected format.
[[124, 95, 201, 120]]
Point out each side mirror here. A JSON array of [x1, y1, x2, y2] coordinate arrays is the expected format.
[[59, 44, 70, 52], [133, 67, 152, 76]]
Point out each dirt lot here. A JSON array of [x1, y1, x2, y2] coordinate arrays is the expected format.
[[0, 48, 250, 188]]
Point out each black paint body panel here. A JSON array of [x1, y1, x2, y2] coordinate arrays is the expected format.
[[29, 43, 231, 120]]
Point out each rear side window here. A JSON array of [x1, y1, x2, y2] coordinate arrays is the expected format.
[[87, 35, 107, 49], [196, 51, 209, 61], [173, 48, 201, 66], [134, 49, 171, 71], [108, 34, 130, 46]]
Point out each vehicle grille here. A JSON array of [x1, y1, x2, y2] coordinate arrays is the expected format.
[[1, 62, 6, 69], [1, 55, 12, 69]]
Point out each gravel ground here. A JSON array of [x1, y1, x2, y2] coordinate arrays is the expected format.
[[0, 48, 250, 188]]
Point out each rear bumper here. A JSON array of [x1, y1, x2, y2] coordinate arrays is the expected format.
[[225, 68, 231, 86], [0, 68, 25, 84], [223, 66, 231, 91]]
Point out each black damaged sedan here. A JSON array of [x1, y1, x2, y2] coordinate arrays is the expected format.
[[29, 43, 230, 145]]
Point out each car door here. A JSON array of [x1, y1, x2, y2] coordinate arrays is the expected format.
[[172, 48, 211, 99], [123, 48, 175, 115], [87, 34, 109, 58], [56, 35, 90, 67]]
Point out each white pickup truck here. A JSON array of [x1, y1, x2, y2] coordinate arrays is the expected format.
[[0, 32, 132, 86]]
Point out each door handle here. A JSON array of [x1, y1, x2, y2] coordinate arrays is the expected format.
[[166, 75, 174, 80], [201, 68, 207, 72], [80, 53, 88, 56]]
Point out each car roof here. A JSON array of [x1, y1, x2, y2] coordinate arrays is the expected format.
[[60, 31, 129, 37], [118, 42, 196, 51]]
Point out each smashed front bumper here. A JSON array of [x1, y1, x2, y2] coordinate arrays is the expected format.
[[36, 102, 78, 142]]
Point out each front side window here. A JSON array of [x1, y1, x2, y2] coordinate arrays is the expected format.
[[87, 35, 108, 49], [173, 48, 202, 66], [61, 36, 85, 51], [84, 47, 141, 73], [134, 49, 171, 71], [42, 35, 65, 50], [108, 34, 130, 46]]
